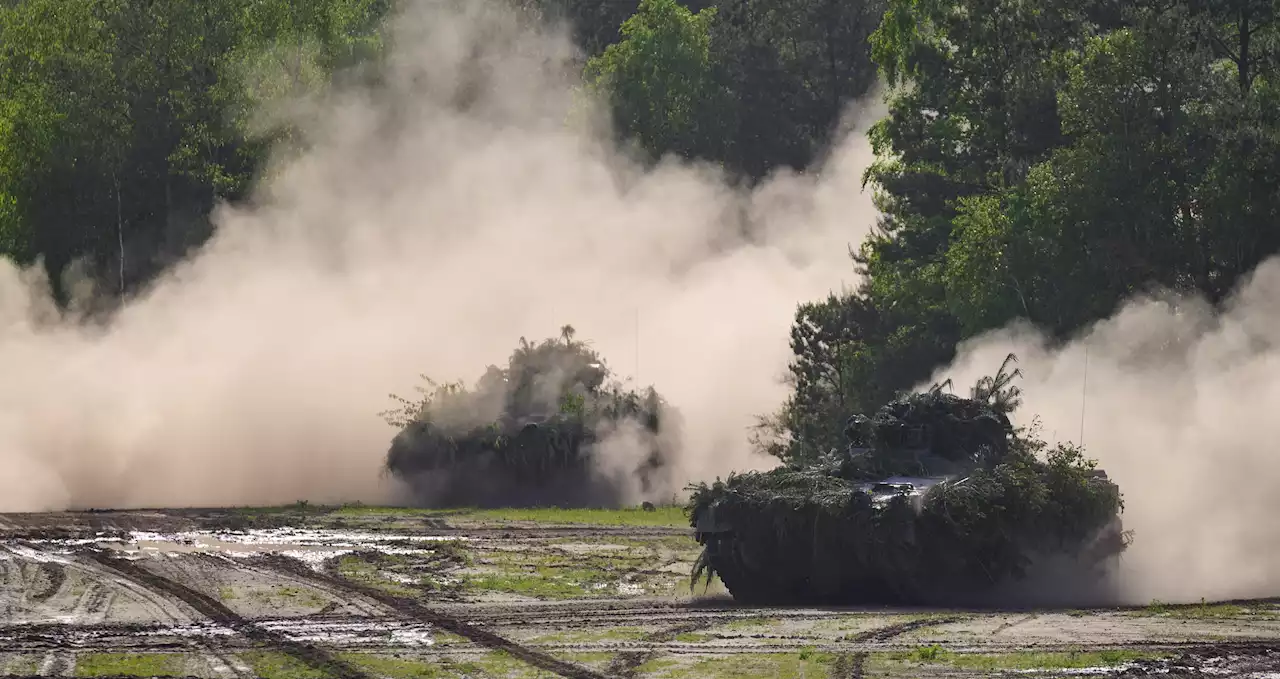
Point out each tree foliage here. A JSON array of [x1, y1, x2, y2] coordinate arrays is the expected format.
[[584, 0, 724, 161], [0, 0, 389, 301], [765, 0, 1280, 462]]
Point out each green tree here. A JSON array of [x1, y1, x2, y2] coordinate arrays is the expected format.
[[584, 0, 726, 161], [708, 0, 886, 179], [0, 0, 389, 301], [941, 2, 1280, 333]]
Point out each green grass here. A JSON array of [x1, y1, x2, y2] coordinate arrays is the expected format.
[[432, 630, 471, 646], [721, 616, 781, 631], [450, 506, 689, 527], [884, 646, 1167, 671], [239, 651, 328, 679], [1130, 599, 1276, 619], [328, 502, 435, 514], [641, 652, 837, 679], [334, 554, 420, 597], [460, 540, 686, 599], [467, 649, 560, 678], [528, 626, 650, 644], [464, 571, 591, 598], [560, 651, 615, 666], [73, 653, 184, 677], [337, 652, 478, 678], [673, 631, 713, 643], [327, 504, 689, 526], [635, 656, 683, 675], [270, 585, 329, 607]]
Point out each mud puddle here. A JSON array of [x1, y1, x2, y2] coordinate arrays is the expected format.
[[20, 529, 467, 570], [1115, 645, 1280, 677], [137, 617, 437, 646]]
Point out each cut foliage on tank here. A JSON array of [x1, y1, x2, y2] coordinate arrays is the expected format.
[[382, 325, 681, 508], [686, 353, 1129, 605]]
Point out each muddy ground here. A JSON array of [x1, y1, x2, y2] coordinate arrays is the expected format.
[[1, 505, 1278, 678]]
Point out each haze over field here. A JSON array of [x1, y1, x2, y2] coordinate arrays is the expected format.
[[0, 0, 882, 512], [928, 266, 1280, 604], [1, 0, 1279, 610]]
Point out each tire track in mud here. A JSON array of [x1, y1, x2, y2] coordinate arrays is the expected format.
[[417, 526, 693, 539], [85, 552, 371, 679], [256, 554, 609, 679], [207, 554, 385, 618], [992, 613, 1037, 636], [37, 651, 74, 676], [439, 599, 831, 629], [849, 614, 969, 643], [151, 552, 343, 677], [70, 582, 116, 622], [0, 557, 25, 619], [65, 549, 250, 679], [604, 619, 717, 678], [829, 652, 867, 679], [29, 563, 66, 603]]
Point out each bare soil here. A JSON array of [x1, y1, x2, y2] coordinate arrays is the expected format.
[[1, 507, 1278, 678]]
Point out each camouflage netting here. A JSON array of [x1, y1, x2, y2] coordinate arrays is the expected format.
[[686, 356, 1129, 605], [383, 326, 681, 508]]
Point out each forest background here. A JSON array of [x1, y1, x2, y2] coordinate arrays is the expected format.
[[2, 0, 1276, 465]]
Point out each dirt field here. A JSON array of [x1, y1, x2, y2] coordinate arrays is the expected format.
[[1, 505, 1278, 678]]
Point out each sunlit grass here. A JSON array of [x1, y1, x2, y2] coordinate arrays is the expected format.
[[73, 653, 184, 678]]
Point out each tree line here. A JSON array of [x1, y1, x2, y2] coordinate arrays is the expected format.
[[4, 0, 1278, 464], [766, 0, 1280, 462]]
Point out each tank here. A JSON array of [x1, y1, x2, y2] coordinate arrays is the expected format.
[[687, 385, 1129, 605], [383, 329, 679, 508]]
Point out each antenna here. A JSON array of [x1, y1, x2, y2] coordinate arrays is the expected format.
[[1079, 343, 1089, 447], [635, 306, 640, 386]]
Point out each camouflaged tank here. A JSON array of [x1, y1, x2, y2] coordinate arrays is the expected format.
[[687, 386, 1128, 605], [383, 329, 677, 508]]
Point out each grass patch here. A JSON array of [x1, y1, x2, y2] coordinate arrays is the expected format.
[[334, 553, 420, 597], [337, 652, 476, 678], [529, 626, 649, 644], [219, 583, 329, 609], [329, 503, 440, 516], [239, 651, 328, 679], [721, 616, 781, 631], [560, 651, 615, 666], [673, 631, 713, 643], [270, 585, 330, 607], [468, 649, 553, 678], [73, 653, 183, 677], [461, 541, 675, 599], [464, 571, 590, 599], [885, 646, 1168, 671], [432, 630, 471, 646], [1130, 599, 1277, 619], [453, 506, 689, 527], [642, 651, 836, 679], [328, 504, 690, 527], [217, 503, 693, 530]]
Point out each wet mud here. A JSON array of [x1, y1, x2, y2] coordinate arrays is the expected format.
[[1, 509, 1279, 678]]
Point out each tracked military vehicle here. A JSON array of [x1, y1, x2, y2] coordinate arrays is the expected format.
[[687, 373, 1128, 605], [383, 328, 678, 508]]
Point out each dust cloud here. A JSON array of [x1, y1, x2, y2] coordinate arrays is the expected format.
[[0, 0, 883, 511], [924, 260, 1280, 605]]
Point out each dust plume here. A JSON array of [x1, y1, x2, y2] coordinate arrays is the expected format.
[[0, 0, 883, 512], [924, 260, 1280, 605]]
